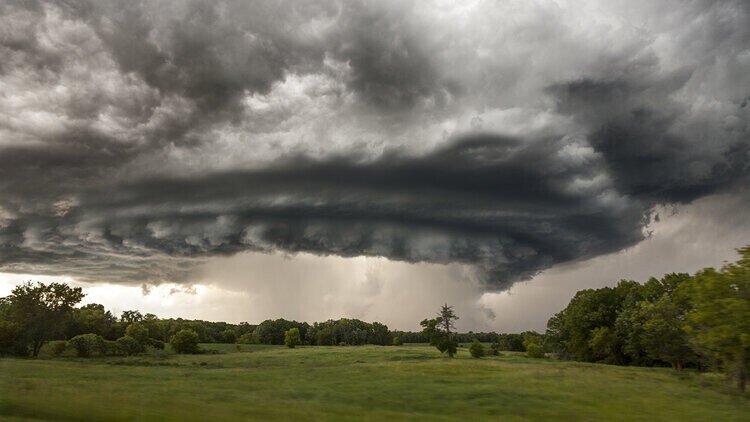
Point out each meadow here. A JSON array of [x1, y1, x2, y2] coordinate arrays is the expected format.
[[0, 344, 748, 421]]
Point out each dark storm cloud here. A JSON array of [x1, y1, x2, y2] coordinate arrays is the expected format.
[[548, 0, 750, 203], [550, 76, 750, 203], [330, 1, 457, 111], [0, 135, 645, 288], [0, 0, 748, 289]]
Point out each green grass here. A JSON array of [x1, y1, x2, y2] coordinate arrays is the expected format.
[[1, 344, 748, 421]]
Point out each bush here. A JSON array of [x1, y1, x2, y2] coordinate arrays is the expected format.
[[392, 337, 403, 346], [284, 328, 301, 348], [146, 338, 165, 350], [116, 335, 144, 356], [68, 333, 105, 358], [170, 329, 200, 354], [489, 342, 501, 356], [237, 332, 255, 344], [103, 340, 121, 356], [49, 340, 68, 357], [526, 343, 545, 358], [469, 339, 485, 358]]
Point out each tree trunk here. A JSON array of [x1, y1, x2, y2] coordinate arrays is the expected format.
[[32, 340, 43, 357], [737, 362, 747, 393]]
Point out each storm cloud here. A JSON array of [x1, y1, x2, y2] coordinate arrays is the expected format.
[[0, 0, 748, 290]]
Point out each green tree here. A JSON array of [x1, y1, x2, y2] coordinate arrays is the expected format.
[[141, 313, 167, 341], [125, 322, 150, 344], [0, 318, 22, 355], [589, 327, 619, 363], [3, 282, 84, 356], [683, 246, 750, 392], [633, 296, 694, 371], [545, 281, 643, 364], [70, 304, 116, 339], [421, 304, 459, 358], [370, 322, 391, 346], [469, 339, 485, 358], [618, 273, 692, 366], [170, 329, 200, 354], [392, 337, 402, 346], [120, 310, 143, 324], [219, 329, 237, 344], [253, 319, 308, 345], [284, 327, 301, 348]]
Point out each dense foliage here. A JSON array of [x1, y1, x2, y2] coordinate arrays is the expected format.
[[284, 328, 301, 348], [545, 246, 750, 392], [0, 282, 84, 356], [169, 329, 200, 354], [68, 333, 105, 358]]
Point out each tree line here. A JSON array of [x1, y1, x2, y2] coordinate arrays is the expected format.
[[0, 283, 546, 357], [545, 246, 750, 392], [2, 245, 745, 391]]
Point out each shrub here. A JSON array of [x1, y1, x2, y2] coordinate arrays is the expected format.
[[68, 333, 105, 358], [489, 342, 501, 356], [237, 332, 255, 344], [469, 339, 485, 358], [116, 335, 144, 356], [147, 338, 165, 350], [103, 340, 121, 356], [526, 343, 545, 358], [49, 340, 68, 357], [284, 328, 301, 348], [170, 329, 200, 354], [392, 337, 402, 346]]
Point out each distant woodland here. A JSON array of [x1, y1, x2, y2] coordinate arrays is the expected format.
[[1, 246, 748, 392]]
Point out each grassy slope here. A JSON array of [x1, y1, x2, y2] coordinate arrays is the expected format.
[[0, 344, 748, 421]]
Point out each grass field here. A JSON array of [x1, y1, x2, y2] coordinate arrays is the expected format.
[[1, 344, 748, 421]]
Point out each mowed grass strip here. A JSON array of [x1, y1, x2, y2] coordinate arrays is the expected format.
[[0, 344, 748, 421]]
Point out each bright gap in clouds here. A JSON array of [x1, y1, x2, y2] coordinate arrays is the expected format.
[[2, 191, 749, 332]]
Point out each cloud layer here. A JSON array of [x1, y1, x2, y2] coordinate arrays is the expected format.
[[1, 0, 748, 289]]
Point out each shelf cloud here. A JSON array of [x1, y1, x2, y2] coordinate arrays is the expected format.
[[1, 0, 748, 290]]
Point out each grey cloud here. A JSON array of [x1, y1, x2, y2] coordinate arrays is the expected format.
[[0, 0, 748, 291], [0, 135, 646, 289], [330, 1, 457, 111], [548, 0, 750, 203], [550, 76, 750, 202]]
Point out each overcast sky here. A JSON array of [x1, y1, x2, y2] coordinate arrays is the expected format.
[[1, 0, 748, 331]]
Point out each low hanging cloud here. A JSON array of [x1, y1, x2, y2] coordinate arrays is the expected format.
[[0, 0, 748, 290], [1, 134, 645, 289]]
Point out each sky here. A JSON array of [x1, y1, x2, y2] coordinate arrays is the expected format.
[[0, 0, 748, 331]]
